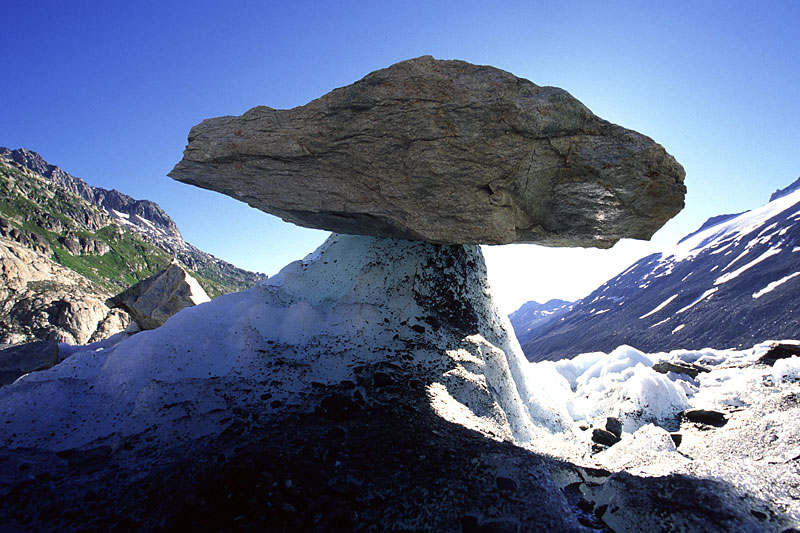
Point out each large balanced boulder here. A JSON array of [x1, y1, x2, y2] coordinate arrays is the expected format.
[[170, 56, 685, 246], [107, 262, 210, 330]]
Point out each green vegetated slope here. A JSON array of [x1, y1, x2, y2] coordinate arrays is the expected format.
[[50, 227, 172, 292], [0, 158, 254, 297]]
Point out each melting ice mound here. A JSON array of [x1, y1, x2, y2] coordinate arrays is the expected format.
[[1, 232, 798, 463], [0, 234, 555, 451]]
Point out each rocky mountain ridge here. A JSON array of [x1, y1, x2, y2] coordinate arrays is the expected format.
[[0, 147, 263, 297], [1, 147, 180, 238], [515, 178, 800, 362], [509, 298, 572, 348], [0, 147, 263, 346]]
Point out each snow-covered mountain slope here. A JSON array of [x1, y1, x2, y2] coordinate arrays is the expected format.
[[519, 180, 800, 362], [1, 233, 797, 530], [509, 298, 572, 348]]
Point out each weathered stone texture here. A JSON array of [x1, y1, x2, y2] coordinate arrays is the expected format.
[[107, 262, 210, 330], [170, 56, 685, 246], [0, 237, 129, 345]]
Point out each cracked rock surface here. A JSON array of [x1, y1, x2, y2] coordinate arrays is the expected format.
[[170, 56, 685, 246]]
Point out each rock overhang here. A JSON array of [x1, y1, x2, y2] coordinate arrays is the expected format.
[[170, 56, 686, 246]]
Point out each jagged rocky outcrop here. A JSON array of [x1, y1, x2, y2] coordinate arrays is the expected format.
[[170, 56, 685, 246], [0, 237, 130, 346], [0, 216, 50, 255], [107, 262, 210, 330], [0, 148, 264, 298], [517, 180, 800, 362], [0, 147, 180, 237]]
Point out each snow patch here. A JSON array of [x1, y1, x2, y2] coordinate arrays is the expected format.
[[715, 246, 782, 285], [620, 262, 640, 277], [639, 294, 678, 319], [650, 317, 671, 328], [135, 214, 155, 229], [671, 324, 685, 334], [753, 272, 800, 299], [676, 288, 718, 314], [185, 272, 211, 305], [756, 222, 779, 238], [773, 356, 800, 382]]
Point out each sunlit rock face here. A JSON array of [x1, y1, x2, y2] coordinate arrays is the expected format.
[[0, 237, 130, 346], [106, 262, 210, 330], [170, 56, 685, 246]]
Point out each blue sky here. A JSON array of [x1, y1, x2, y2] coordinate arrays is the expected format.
[[2, 1, 799, 311]]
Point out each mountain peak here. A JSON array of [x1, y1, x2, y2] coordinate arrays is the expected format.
[[0, 147, 263, 306], [769, 176, 800, 202], [0, 147, 54, 176]]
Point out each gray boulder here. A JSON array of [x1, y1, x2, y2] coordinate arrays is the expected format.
[[0, 340, 58, 386], [107, 263, 210, 330], [170, 56, 685, 246], [0, 237, 130, 345]]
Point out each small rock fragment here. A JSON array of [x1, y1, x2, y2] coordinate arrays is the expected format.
[[758, 342, 800, 366], [592, 428, 621, 447], [605, 417, 623, 438], [652, 360, 709, 379], [683, 409, 727, 427]]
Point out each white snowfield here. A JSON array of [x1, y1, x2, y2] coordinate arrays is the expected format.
[[611, 185, 800, 326], [1, 233, 799, 520], [669, 186, 800, 263]]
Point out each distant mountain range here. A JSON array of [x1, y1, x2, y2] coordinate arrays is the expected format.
[[508, 299, 572, 349], [0, 147, 264, 344], [0, 147, 263, 296], [512, 176, 800, 362]]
